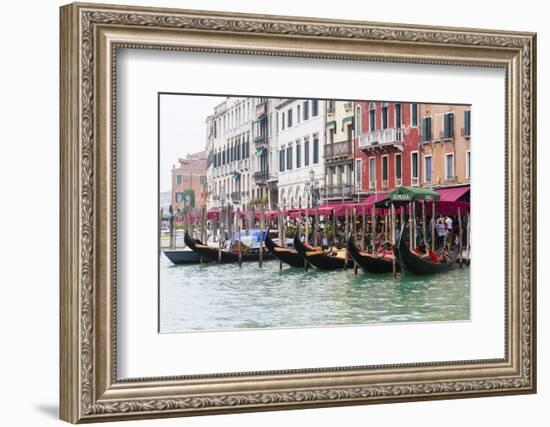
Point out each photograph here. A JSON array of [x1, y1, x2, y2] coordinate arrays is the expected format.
[[159, 95, 472, 333]]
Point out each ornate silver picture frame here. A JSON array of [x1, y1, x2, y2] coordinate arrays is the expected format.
[[60, 2, 536, 423]]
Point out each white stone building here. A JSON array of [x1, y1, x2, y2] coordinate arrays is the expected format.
[[274, 99, 325, 210], [205, 97, 253, 210], [206, 97, 279, 210]]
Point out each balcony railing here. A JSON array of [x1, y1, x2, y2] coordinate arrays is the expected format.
[[254, 134, 267, 145], [369, 181, 376, 190], [324, 140, 352, 159], [231, 191, 241, 203], [395, 178, 402, 187], [438, 130, 454, 141], [324, 184, 354, 198], [358, 128, 404, 150], [411, 177, 419, 186], [253, 170, 269, 183], [382, 179, 389, 189]]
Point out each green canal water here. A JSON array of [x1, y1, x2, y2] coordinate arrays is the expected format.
[[159, 255, 470, 333]]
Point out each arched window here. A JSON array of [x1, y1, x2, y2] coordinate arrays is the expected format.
[[355, 105, 362, 134]]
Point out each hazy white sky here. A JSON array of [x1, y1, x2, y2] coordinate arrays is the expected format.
[[159, 94, 226, 192]]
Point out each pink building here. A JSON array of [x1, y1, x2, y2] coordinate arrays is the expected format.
[[171, 151, 207, 211]]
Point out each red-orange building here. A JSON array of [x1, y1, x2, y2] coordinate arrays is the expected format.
[[171, 151, 208, 211], [354, 101, 421, 194]]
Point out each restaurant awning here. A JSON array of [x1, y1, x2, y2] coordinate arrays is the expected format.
[[389, 186, 440, 202], [437, 185, 470, 202]]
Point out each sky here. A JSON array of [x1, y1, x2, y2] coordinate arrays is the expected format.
[[159, 94, 226, 192]]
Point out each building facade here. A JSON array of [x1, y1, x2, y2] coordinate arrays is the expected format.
[[323, 100, 355, 202], [206, 98, 253, 210], [171, 151, 208, 211], [355, 101, 421, 194], [274, 98, 325, 210], [418, 104, 471, 188], [251, 98, 279, 209]]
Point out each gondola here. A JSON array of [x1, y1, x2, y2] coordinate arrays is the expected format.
[[163, 247, 210, 265], [394, 225, 457, 275], [346, 235, 398, 274], [264, 231, 308, 268], [184, 231, 273, 264], [293, 233, 353, 271]]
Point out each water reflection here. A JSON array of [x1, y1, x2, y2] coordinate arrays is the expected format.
[[159, 256, 470, 333]]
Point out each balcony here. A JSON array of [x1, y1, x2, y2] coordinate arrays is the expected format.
[[256, 101, 268, 118], [253, 170, 269, 183], [231, 191, 241, 203], [440, 130, 454, 141], [254, 134, 267, 145], [324, 140, 352, 160], [358, 128, 404, 150], [324, 184, 354, 199]]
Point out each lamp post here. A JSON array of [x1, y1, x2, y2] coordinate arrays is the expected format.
[[305, 168, 319, 209]]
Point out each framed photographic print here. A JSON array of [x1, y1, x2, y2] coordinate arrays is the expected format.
[[60, 2, 537, 423]]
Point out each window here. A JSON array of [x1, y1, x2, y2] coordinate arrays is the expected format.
[[176, 175, 182, 184], [382, 105, 388, 129], [464, 110, 471, 137], [411, 152, 419, 180], [303, 101, 309, 120], [287, 109, 293, 128], [175, 192, 184, 203], [355, 159, 362, 190], [312, 99, 319, 116], [369, 158, 376, 187], [382, 156, 389, 181], [200, 175, 207, 185], [328, 127, 335, 144], [296, 142, 301, 168], [355, 106, 362, 134], [337, 165, 344, 186], [327, 100, 335, 114], [369, 107, 376, 131], [445, 153, 455, 180], [421, 117, 432, 142], [395, 104, 402, 128], [424, 155, 432, 183], [466, 150, 471, 178], [395, 154, 402, 182], [304, 138, 310, 166], [297, 105, 301, 124], [313, 137, 319, 164], [411, 103, 418, 127], [287, 146, 293, 170], [444, 112, 454, 138], [282, 112, 285, 130], [279, 149, 285, 172]]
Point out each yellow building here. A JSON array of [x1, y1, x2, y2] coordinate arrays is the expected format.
[[418, 104, 471, 188]]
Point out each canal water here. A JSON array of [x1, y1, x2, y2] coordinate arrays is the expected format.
[[159, 255, 470, 333]]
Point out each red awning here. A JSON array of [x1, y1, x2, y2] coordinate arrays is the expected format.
[[437, 186, 470, 202], [362, 193, 389, 204]]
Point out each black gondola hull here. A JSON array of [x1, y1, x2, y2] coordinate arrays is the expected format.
[[163, 249, 209, 265], [293, 234, 353, 270], [264, 233, 308, 268], [395, 228, 456, 275], [184, 231, 273, 264], [346, 237, 398, 274]]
